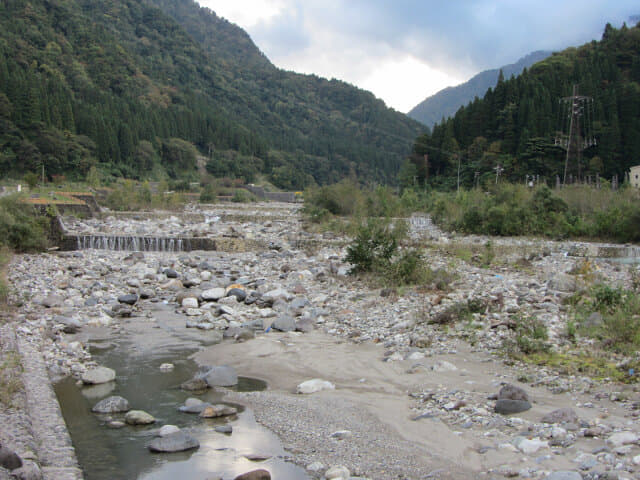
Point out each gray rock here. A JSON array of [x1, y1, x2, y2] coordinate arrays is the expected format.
[[200, 404, 238, 418], [234, 470, 271, 480], [9, 460, 42, 480], [125, 410, 156, 425], [181, 297, 199, 309], [541, 407, 579, 424], [295, 317, 315, 333], [0, 445, 22, 470], [203, 365, 238, 387], [117, 294, 138, 305], [158, 425, 180, 437], [495, 399, 532, 415], [226, 288, 247, 301], [41, 295, 63, 308], [182, 276, 201, 288], [164, 268, 178, 278], [290, 297, 310, 310], [215, 425, 233, 434], [498, 383, 530, 401], [55, 316, 82, 334], [179, 399, 212, 414], [148, 431, 199, 453], [92, 395, 130, 413], [180, 378, 209, 392], [544, 472, 583, 480], [272, 315, 296, 332], [202, 288, 226, 301], [139, 289, 155, 299], [82, 366, 116, 385]]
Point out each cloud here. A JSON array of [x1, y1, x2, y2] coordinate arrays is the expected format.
[[198, 1, 639, 111]]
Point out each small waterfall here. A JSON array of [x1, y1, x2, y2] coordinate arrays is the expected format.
[[75, 235, 188, 252]]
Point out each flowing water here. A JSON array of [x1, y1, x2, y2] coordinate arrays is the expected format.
[[54, 304, 309, 480]]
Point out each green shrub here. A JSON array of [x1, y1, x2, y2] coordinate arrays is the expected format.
[[592, 284, 624, 312], [514, 316, 550, 354], [231, 189, 255, 203], [304, 179, 364, 217], [383, 248, 431, 285], [199, 183, 218, 203], [344, 218, 400, 273]]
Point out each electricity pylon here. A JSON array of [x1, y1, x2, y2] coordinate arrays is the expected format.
[[554, 85, 596, 185]]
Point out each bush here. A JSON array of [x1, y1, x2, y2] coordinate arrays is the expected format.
[[384, 248, 431, 285], [199, 183, 218, 203], [231, 189, 255, 203], [304, 179, 364, 217], [514, 316, 550, 355], [576, 284, 640, 355], [0, 196, 48, 252], [344, 218, 400, 273]]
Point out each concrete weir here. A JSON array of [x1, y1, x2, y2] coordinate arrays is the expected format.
[[62, 234, 217, 252], [568, 243, 640, 259]]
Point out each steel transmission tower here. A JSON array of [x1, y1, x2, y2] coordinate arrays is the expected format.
[[554, 85, 596, 185]]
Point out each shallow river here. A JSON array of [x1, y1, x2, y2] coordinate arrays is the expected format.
[[54, 302, 309, 479]]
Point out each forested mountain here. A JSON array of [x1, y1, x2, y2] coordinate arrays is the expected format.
[[410, 23, 640, 189], [0, 0, 424, 188], [408, 51, 551, 127]]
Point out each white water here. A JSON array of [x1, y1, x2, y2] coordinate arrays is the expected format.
[[75, 235, 185, 252]]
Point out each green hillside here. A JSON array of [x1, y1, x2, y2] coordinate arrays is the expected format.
[[410, 23, 640, 189], [0, 0, 424, 188]]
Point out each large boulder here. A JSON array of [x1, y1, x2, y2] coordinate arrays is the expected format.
[[125, 410, 156, 425], [92, 396, 130, 414], [148, 431, 199, 453], [203, 366, 238, 387], [82, 366, 116, 385], [494, 384, 531, 415]]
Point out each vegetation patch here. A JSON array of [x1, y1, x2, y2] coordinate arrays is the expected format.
[[0, 350, 23, 408], [573, 284, 640, 355], [0, 195, 49, 252], [520, 352, 627, 383]]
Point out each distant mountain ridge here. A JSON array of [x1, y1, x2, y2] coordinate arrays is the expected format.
[[408, 51, 552, 127]]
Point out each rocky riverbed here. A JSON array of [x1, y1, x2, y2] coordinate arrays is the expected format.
[[2, 202, 640, 480]]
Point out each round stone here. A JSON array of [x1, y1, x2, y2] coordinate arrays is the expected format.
[[91, 396, 130, 414]]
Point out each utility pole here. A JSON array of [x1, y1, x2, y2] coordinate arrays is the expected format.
[[555, 85, 596, 185], [456, 154, 461, 193], [494, 165, 503, 184]]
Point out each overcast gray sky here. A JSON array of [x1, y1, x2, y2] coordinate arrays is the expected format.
[[197, 1, 638, 112]]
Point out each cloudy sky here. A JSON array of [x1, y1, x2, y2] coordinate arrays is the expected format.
[[197, 1, 638, 113]]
